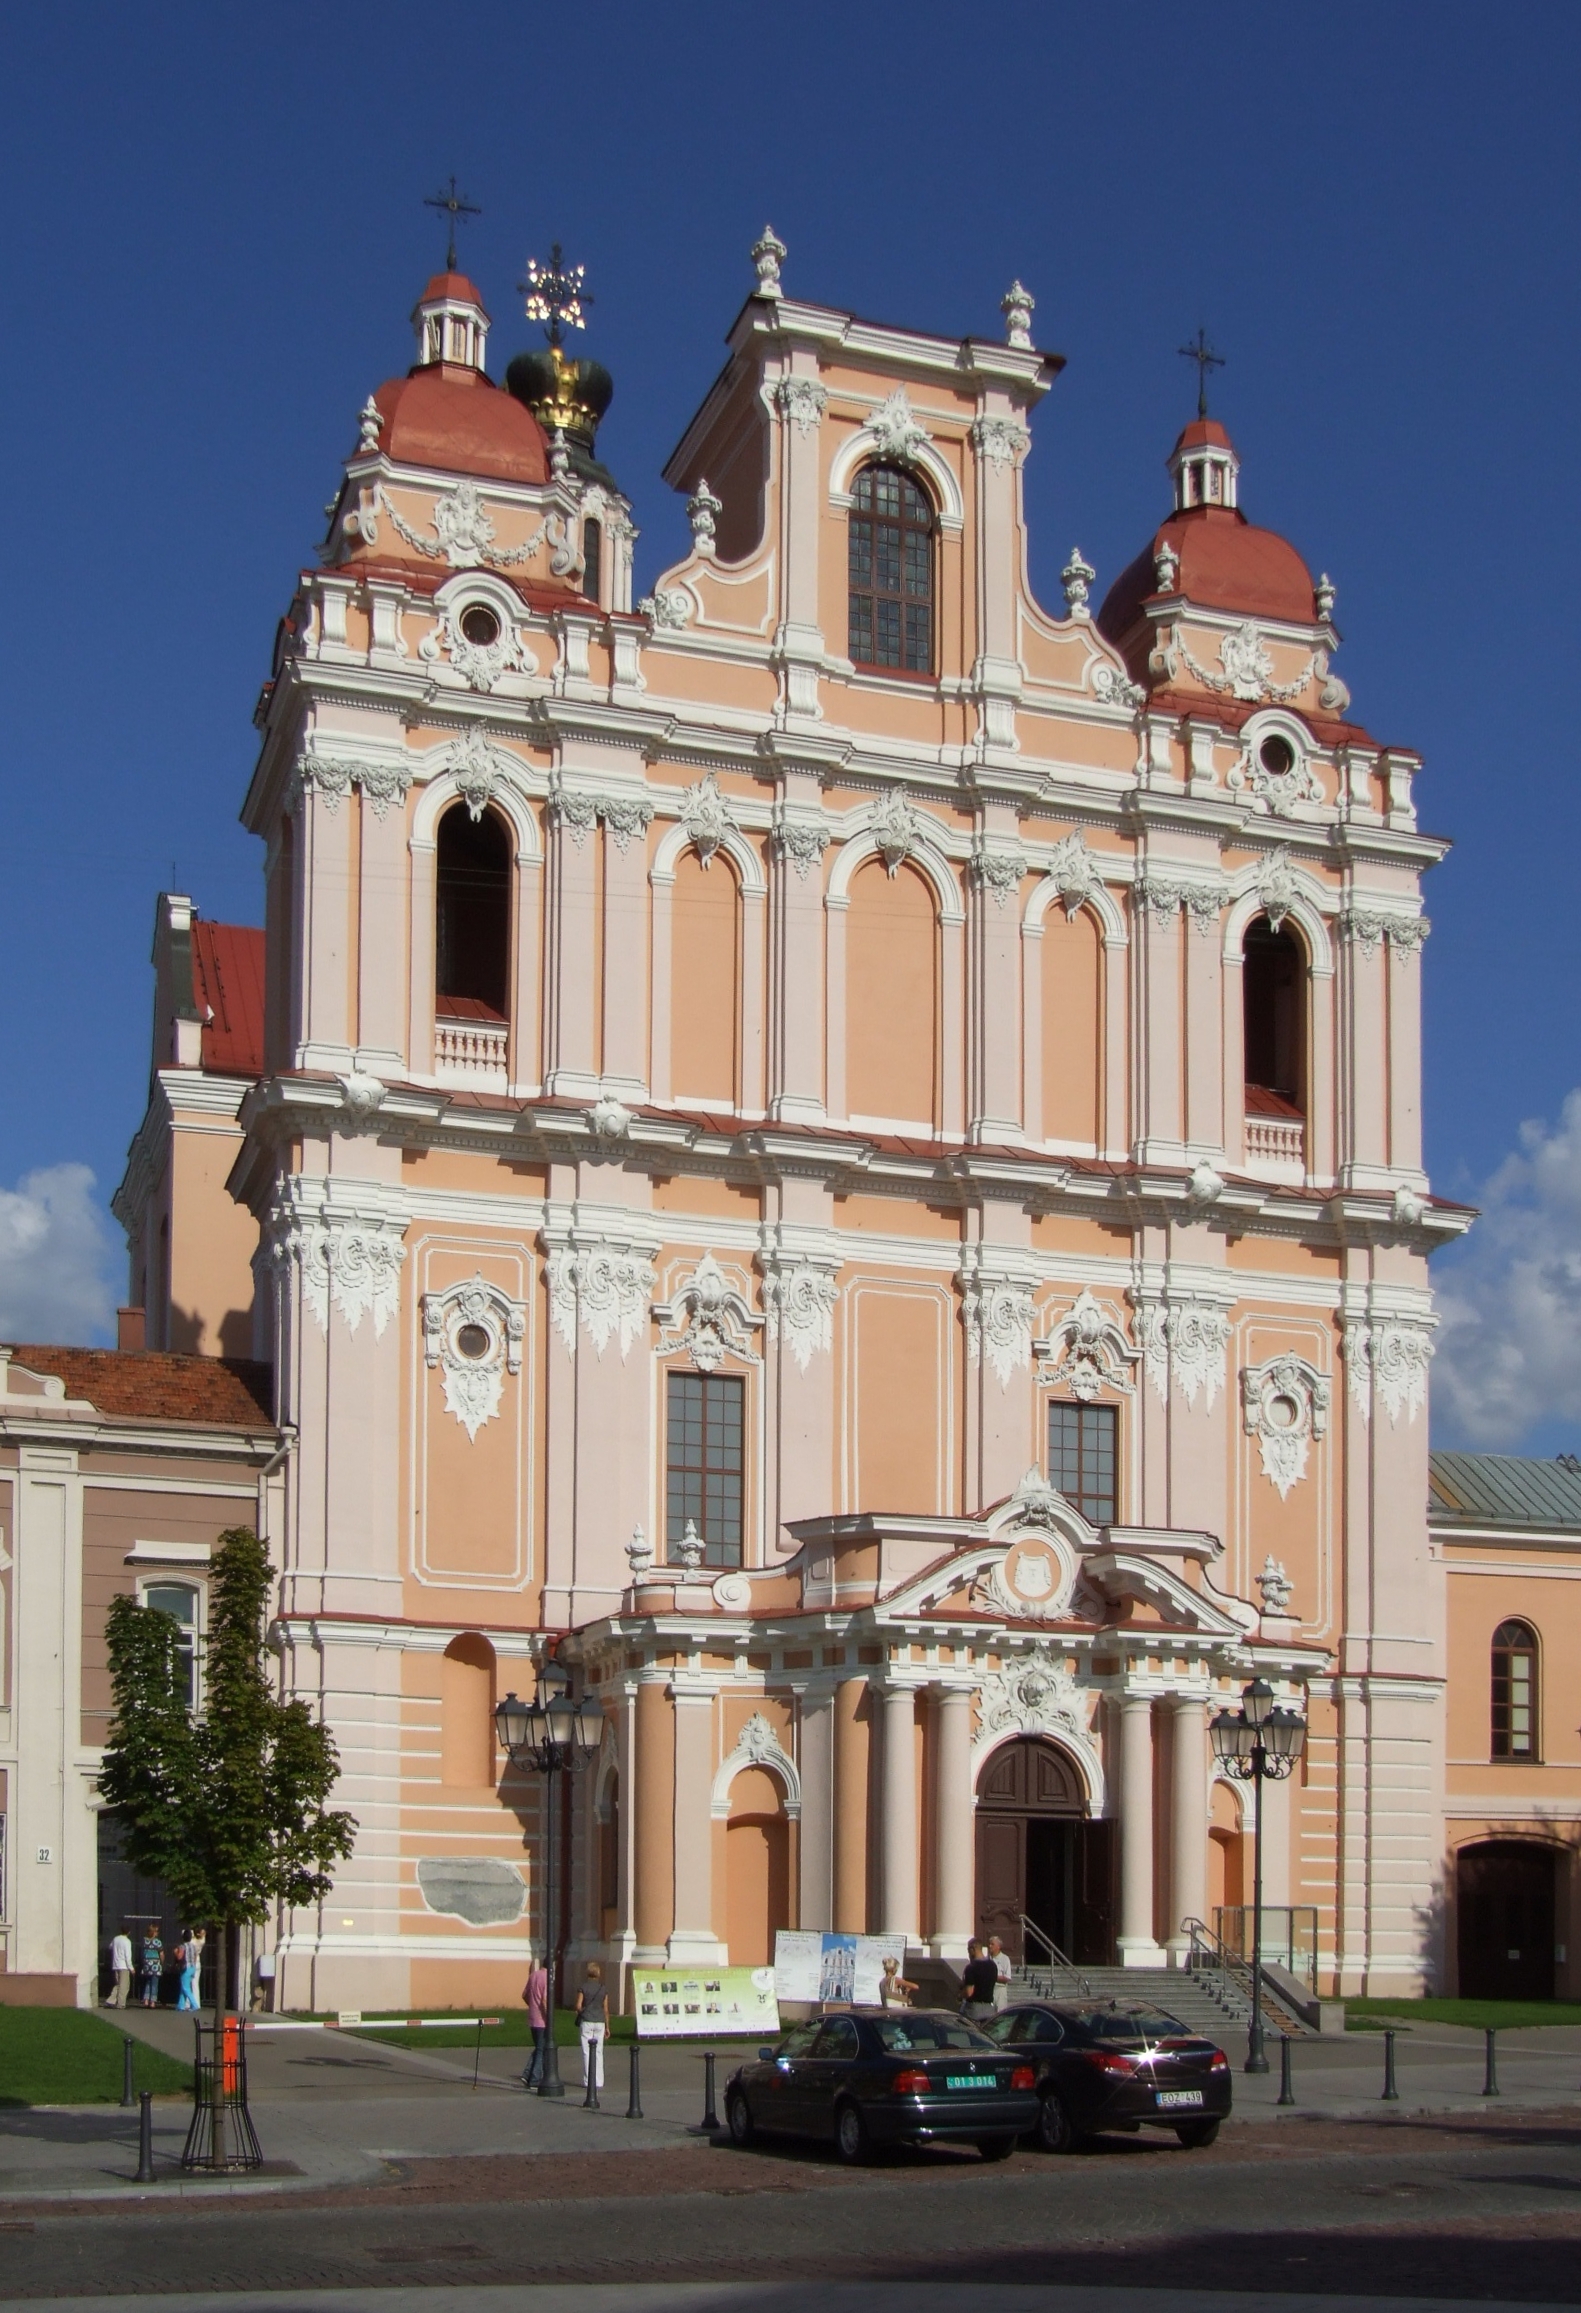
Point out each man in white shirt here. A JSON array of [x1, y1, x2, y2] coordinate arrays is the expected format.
[[987, 1933, 1013, 2010], [107, 1931, 133, 2008], [252, 1947, 277, 2013]]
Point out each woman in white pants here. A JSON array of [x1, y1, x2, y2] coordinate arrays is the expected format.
[[575, 1962, 608, 2106]]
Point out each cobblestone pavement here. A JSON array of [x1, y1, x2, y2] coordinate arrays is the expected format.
[[6, 2112, 1581, 2300]]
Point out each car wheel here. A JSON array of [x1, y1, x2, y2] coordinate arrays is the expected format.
[[1174, 2117, 1221, 2150], [977, 2135, 1016, 2162], [726, 2091, 755, 2147], [834, 2100, 870, 2165], [1035, 2092, 1078, 2154]]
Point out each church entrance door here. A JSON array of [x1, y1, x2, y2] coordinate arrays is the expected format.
[[975, 1737, 1114, 1966]]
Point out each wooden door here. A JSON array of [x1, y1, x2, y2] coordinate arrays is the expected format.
[[975, 1815, 1025, 1955], [1073, 1820, 1116, 1965], [1457, 1841, 1556, 2001]]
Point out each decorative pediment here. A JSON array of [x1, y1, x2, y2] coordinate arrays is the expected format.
[[653, 1253, 761, 1372], [1039, 1288, 1138, 1403], [972, 1530, 1079, 1622], [1085, 1550, 1249, 1638]]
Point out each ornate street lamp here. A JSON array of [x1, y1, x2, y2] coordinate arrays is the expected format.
[[1210, 1677, 1306, 2075], [494, 1660, 605, 2098]]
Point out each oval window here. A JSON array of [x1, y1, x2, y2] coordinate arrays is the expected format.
[[456, 1322, 491, 1360], [1258, 734, 1295, 780], [460, 603, 502, 648]]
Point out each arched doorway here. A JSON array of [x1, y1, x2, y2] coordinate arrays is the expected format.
[[1457, 1840, 1557, 2000], [975, 1737, 1113, 1965]]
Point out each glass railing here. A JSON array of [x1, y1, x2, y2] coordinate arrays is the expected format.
[[1213, 1905, 1319, 1990]]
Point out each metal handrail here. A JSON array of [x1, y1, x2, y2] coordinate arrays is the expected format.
[[1182, 1916, 1307, 2033], [1015, 1915, 1092, 1996]]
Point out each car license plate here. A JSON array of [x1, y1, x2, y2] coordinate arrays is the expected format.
[[1155, 2089, 1203, 2109], [945, 2072, 989, 2090]]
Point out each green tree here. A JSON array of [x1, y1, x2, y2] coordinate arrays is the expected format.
[[101, 1527, 356, 2020]]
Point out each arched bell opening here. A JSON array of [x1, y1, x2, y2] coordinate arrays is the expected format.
[[974, 1736, 1113, 1967]]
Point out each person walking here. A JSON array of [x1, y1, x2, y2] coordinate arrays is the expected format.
[[521, 1955, 550, 2090], [959, 1939, 1000, 2023], [879, 1955, 918, 2007], [987, 1933, 1013, 2011], [251, 1946, 277, 2013], [140, 1930, 164, 2007], [107, 1929, 133, 2007], [575, 1962, 607, 2106]]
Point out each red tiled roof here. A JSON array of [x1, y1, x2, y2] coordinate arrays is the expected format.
[[5, 1347, 275, 1431], [373, 368, 549, 486], [192, 921, 265, 1077]]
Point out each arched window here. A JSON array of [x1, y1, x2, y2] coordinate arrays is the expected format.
[[1491, 1620, 1539, 1760], [436, 803, 511, 1022], [1243, 915, 1306, 1116], [848, 463, 934, 673], [582, 518, 603, 607]]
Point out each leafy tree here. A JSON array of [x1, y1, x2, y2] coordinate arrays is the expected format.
[[101, 1527, 356, 2018]]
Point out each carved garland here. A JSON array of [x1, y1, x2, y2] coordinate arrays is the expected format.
[[260, 1188, 407, 1340], [1343, 1317, 1434, 1426]]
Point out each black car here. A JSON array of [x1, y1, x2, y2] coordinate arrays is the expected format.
[[725, 2007, 1039, 2164], [979, 1999, 1232, 2152]]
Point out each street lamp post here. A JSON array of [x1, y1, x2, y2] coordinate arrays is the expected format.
[[1210, 1677, 1306, 2076], [495, 1662, 605, 2099]]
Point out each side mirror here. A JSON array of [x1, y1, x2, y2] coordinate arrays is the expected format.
[[758, 2046, 775, 2062]]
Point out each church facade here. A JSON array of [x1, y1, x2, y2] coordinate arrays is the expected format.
[[102, 235, 1472, 2010]]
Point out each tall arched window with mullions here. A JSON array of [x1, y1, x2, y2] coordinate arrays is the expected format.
[[1491, 1619, 1540, 1759], [848, 462, 934, 674]]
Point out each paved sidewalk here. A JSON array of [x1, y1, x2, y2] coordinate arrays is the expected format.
[[11, 2010, 1581, 2203]]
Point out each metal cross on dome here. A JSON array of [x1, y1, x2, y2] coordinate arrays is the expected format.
[[1178, 326, 1225, 420], [424, 176, 481, 271], [522, 244, 591, 346]]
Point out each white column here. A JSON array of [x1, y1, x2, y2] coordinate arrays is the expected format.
[[1117, 1694, 1163, 1966], [932, 1687, 975, 1957], [1168, 1696, 1208, 1961], [880, 1686, 919, 1944]]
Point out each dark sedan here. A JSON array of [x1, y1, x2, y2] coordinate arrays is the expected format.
[[726, 2008, 1039, 2163], [980, 1999, 1232, 2151]]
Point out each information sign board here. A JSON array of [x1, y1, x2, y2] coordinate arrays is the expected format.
[[772, 1930, 909, 2007], [632, 1964, 779, 2038]]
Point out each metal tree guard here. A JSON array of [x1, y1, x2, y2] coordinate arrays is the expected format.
[[1210, 1677, 1307, 2075], [181, 2012, 263, 2172], [495, 1661, 605, 2099]]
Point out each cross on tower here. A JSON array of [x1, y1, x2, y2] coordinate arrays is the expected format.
[[1178, 326, 1225, 421], [424, 176, 481, 271], [521, 244, 591, 346]]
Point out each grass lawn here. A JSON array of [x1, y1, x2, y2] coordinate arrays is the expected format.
[[1346, 1996, 1581, 2031], [0, 2009, 193, 2107]]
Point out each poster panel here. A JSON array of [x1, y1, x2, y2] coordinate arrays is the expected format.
[[773, 1930, 908, 2006], [632, 1964, 780, 2038]]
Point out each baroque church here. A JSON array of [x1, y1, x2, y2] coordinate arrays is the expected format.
[[10, 231, 1575, 2014]]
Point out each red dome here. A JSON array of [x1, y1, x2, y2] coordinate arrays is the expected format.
[[417, 271, 489, 314], [372, 369, 548, 487], [1098, 507, 1318, 640]]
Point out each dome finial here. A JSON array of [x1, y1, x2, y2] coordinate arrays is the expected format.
[[1178, 325, 1225, 421], [423, 175, 481, 273], [522, 244, 591, 348]]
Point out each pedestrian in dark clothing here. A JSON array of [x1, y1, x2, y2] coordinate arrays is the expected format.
[[960, 1939, 1000, 2021]]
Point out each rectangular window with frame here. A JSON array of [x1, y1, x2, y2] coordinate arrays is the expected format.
[[666, 1370, 744, 1568], [1048, 1402, 1118, 1528]]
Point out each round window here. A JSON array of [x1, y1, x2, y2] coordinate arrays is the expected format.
[[459, 603, 502, 648], [455, 1322, 491, 1361], [1258, 733, 1296, 780], [1267, 1392, 1302, 1431]]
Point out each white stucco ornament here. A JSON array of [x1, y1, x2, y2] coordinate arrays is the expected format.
[[545, 1238, 656, 1360], [869, 787, 922, 875], [973, 1534, 1078, 1623], [977, 1642, 1095, 1752], [760, 1254, 839, 1372], [862, 388, 931, 465], [1041, 1288, 1138, 1403], [678, 771, 736, 866], [1257, 1554, 1295, 1616], [422, 1274, 528, 1442], [1241, 1353, 1330, 1498], [958, 1250, 1036, 1389], [1344, 1316, 1434, 1427], [653, 1254, 760, 1374], [711, 1571, 752, 1611]]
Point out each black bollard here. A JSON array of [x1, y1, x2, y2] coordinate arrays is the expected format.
[[121, 2035, 136, 2109], [135, 2090, 156, 2184], [1382, 2028, 1399, 2101], [701, 2049, 719, 2131], [626, 2040, 643, 2120], [1277, 2033, 1295, 2107], [1482, 2026, 1500, 2097]]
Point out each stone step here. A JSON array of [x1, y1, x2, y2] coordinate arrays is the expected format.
[[1010, 1962, 1314, 2038]]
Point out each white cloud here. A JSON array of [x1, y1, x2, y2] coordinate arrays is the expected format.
[[1434, 1089, 1581, 1449], [0, 1163, 118, 1345]]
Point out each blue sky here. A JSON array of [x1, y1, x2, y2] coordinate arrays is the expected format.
[[2, 2, 1577, 1448]]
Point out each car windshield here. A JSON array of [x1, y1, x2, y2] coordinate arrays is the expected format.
[[871, 2015, 997, 2053], [1077, 2003, 1193, 2045]]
